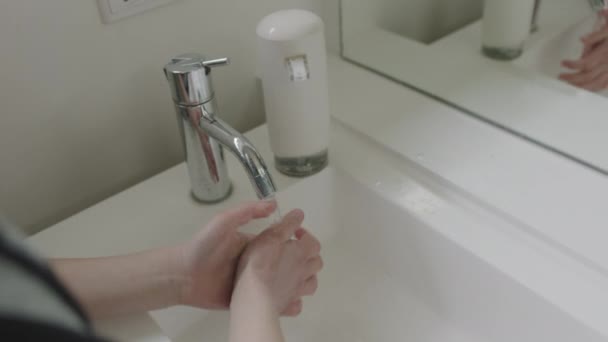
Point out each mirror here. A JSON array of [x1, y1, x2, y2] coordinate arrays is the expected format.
[[341, 0, 608, 174]]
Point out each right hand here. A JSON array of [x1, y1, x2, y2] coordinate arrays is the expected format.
[[232, 209, 323, 316], [560, 10, 608, 91]]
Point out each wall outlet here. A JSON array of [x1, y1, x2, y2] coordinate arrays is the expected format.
[[97, 0, 176, 24]]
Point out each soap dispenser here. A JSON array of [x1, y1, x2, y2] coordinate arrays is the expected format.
[[257, 9, 330, 177]]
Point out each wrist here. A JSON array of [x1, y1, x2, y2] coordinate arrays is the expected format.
[[163, 243, 192, 307], [229, 269, 284, 342], [232, 268, 278, 315]]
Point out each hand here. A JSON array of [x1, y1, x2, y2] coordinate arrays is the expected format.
[[175, 200, 278, 309], [232, 209, 323, 316], [560, 10, 608, 91]]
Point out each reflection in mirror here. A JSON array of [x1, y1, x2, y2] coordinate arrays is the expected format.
[[341, 0, 608, 174], [517, 5, 608, 97], [352, 0, 483, 44], [481, 0, 536, 60]]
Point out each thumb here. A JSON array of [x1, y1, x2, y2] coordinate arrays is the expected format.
[[209, 200, 277, 232], [582, 27, 608, 47], [270, 209, 304, 241]]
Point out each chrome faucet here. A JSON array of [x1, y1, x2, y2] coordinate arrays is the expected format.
[[531, 0, 541, 33], [589, 0, 607, 12], [164, 53, 276, 202]]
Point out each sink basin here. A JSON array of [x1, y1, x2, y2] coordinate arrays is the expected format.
[[149, 167, 605, 342], [516, 14, 608, 98]]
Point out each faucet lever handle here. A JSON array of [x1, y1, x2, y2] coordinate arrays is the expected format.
[[165, 53, 230, 106], [203, 58, 230, 68]]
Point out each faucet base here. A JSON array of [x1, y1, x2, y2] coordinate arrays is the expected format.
[[482, 46, 523, 61], [275, 150, 328, 177], [190, 184, 233, 204]]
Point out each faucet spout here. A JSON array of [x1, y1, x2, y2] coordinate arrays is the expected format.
[[199, 114, 277, 199], [589, 0, 607, 12], [531, 0, 541, 32]]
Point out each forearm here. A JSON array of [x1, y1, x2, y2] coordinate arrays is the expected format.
[[50, 245, 186, 319], [230, 272, 284, 342]]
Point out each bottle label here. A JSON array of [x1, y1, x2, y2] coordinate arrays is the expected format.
[[285, 55, 310, 82]]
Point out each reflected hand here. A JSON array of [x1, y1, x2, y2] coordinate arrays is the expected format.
[[560, 10, 608, 91]]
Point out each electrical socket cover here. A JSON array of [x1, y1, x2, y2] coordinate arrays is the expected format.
[[97, 0, 176, 24]]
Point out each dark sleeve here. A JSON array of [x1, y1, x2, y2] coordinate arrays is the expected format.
[[0, 316, 110, 342], [0, 221, 110, 342]]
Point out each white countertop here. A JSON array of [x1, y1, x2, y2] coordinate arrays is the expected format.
[[28, 56, 608, 340]]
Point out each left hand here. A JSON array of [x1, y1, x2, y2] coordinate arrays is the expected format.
[[174, 200, 277, 310], [560, 10, 608, 91], [232, 209, 323, 317]]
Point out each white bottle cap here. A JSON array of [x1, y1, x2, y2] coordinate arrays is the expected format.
[[256, 9, 323, 42]]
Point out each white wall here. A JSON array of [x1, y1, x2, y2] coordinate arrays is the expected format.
[[0, 0, 338, 234]]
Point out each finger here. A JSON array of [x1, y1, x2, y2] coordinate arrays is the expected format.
[[596, 77, 608, 92], [581, 38, 604, 59], [237, 232, 256, 246], [281, 298, 303, 317], [601, 74, 608, 90], [562, 59, 586, 70], [559, 67, 603, 85], [574, 71, 604, 91], [270, 209, 304, 241], [229, 232, 257, 256], [304, 257, 324, 278], [584, 46, 608, 71], [560, 73, 591, 88], [295, 228, 322, 258], [563, 62, 608, 88], [298, 275, 319, 296], [582, 43, 593, 59], [211, 200, 277, 229], [583, 72, 608, 92], [294, 228, 306, 240], [582, 28, 608, 47], [582, 36, 608, 55]]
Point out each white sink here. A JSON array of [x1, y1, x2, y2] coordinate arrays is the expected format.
[[151, 167, 606, 342], [516, 14, 608, 98]]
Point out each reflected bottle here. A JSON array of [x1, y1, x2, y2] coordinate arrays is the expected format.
[[482, 0, 536, 60]]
